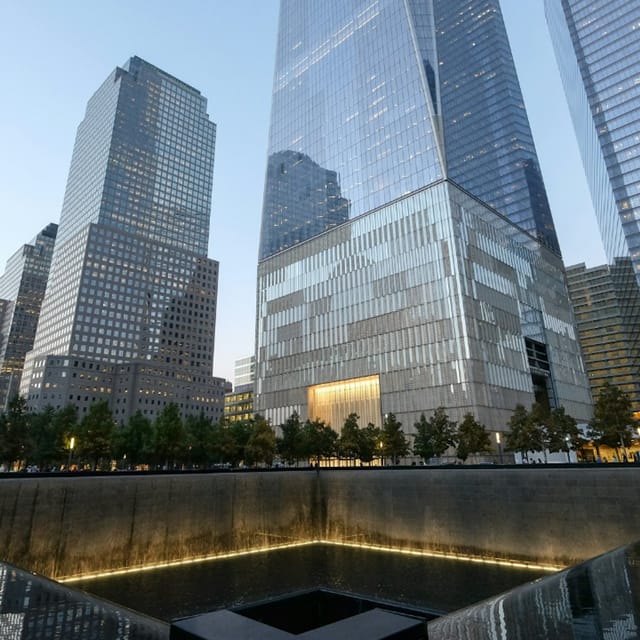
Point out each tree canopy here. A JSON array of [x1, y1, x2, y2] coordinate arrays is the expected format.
[[277, 411, 304, 465], [381, 413, 410, 464], [245, 415, 277, 466], [589, 383, 636, 456], [302, 418, 337, 465], [455, 413, 491, 462], [77, 400, 115, 470], [412, 408, 456, 462]]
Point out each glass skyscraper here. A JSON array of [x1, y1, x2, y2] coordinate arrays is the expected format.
[[259, 0, 560, 260], [566, 259, 640, 414], [21, 57, 224, 422], [545, 0, 640, 285], [256, 1, 591, 436]]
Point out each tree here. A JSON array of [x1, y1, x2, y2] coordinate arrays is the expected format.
[[28, 406, 57, 469], [77, 400, 115, 470], [52, 404, 79, 460], [302, 418, 337, 465], [358, 423, 381, 464], [212, 420, 236, 466], [153, 403, 185, 469], [245, 415, 277, 467], [381, 413, 410, 464], [589, 383, 636, 459], [212, 419, 251, 467], [412, 409, 456, 462], [529, 403, 550, 461], [185, 412, 214, 468], [116, 411, 153, 468], [277, 412, 304, 466], [229, 420, 252, 465], [338, 413, 360, 465], [546, 407, 581, 459], [456, 413, 491, 462], [0, 396, 31, 470], [505, 404, 542, 462]]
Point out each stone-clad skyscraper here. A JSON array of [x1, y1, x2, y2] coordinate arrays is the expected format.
[[545, 0, 640, 286], [256, 1, 591, 435], [0, 224, 57, 409], [259, 0, 560, 260], [21, 57, 225, 422]]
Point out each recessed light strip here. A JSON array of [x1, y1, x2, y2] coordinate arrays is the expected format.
[[58, 538, 563, 583], [58, 540, 320, 583]]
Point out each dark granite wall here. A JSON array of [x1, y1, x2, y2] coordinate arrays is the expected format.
[[0, 472, 318, 578], [0, 467, 638, 578], [319, 468, 640, 566]]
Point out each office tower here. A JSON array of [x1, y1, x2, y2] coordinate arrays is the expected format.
[[255, 1, 591, 434], [224, 355, 255, 422], [545, 1, 640, 285], [566, 260, 640, 414], [259, 0, 560, 260], [0, 224, 57, 409], [234, 355, 256, 389], [21, 57, 224, 422]]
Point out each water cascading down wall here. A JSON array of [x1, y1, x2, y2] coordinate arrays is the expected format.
[[0, 468, 638, 580]]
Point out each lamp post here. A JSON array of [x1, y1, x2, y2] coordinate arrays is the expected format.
[[67, 436, 75, 471], [495, 432, 503, 464], [564, 435, 571, 462], [378, 440, 384, 467]]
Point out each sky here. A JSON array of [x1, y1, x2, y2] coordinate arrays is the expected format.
[[0, 1, 607, 384]]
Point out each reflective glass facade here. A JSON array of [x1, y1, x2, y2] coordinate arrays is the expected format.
[[21, 58, 224, 422], [234, 355, 256, 388], [259, 0, 560, 259], [0, 224, 57, 408], [545, 0, 640, 284], [435, 0, 559, 251], [566, 259, 640, 414], [256, 180, 591, 431]]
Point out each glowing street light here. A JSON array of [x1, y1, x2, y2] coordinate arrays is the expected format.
[[67, 436, 75, 471]]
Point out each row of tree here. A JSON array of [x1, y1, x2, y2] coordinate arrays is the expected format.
[[506, 382, 638, 461], [0, 397, 280, 471], [0, 396, 491, 470], [0, 382, 636, 471]]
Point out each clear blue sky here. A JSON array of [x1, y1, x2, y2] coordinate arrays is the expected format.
[[0, 0, 606, 383]]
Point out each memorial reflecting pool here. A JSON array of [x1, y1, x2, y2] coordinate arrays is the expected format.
[[72, 544, 548, 622]]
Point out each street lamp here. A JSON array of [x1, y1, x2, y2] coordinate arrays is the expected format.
[[495, 432, 503, 464], [67, 436, 75, 471], [378, 440, 384, 467], [564, 435, 571, 462]]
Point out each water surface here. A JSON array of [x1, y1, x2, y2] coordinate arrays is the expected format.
[[75, 544, 547, 621]]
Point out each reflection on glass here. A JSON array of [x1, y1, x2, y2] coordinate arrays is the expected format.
[[260, 151, 350, 259], [259, 0, 561, 260]]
